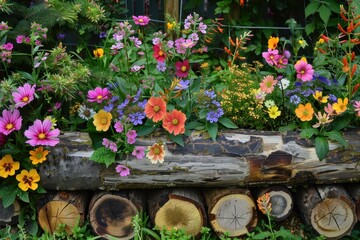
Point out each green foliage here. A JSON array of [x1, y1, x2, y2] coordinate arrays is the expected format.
[[89, 147, 116, 167]]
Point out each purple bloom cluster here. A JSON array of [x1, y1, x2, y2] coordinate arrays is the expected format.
[[0, 42, 13, 63], [102, 138, 117, 152], [111, 21, 136, 55], [115, 90, 147, 125], [206, 108, 224, 123], [198, 90, 224, 123]]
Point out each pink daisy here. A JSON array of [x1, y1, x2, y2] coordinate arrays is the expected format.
[[87, 87, 111, 103], [262, 49, 281, 66], [175, 60, 190, 78], [260, 75, 278, 94], [132, 146, 146, 160], [294, 60, 314, 82], [0, 109, 22, 135], [12, 83, 36, 108], [115, 164, 130, 177], [132, 15, 150, 26], [24, 119, 60, 146]]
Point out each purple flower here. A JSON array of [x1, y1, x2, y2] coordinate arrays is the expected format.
[[16, 35, 25, 44], [174, 80, 190, 91], [127, 137, 136, 144], [57, 33, 65, 40], [156, 62, 166, 72], [12, 83, 36, 108], [3, 43, 13, 51], [99, 31, 107, 39], [126, 130, 137, 139], [204, 90, 216, 99], [290, 95, 301, 105], [132, 146, 146, 159], [114, 121, 124, 133], [115, 164, 130, 177], [102, 138, 110, 148], [132, 15, 150, 26], [128, 112, 146, 125], [24, 119, 60, 146], [198, 22, 207, 34], [328, 94, 337, 102], [283, 50, 291, 59], [206, 108, 224, 123], [129, 36, 142, 48], [0, 109, 22, 135]]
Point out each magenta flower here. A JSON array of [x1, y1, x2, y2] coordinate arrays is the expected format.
[[12, 83, 36, 108], [0, 109, 22, 135], [132, 15, 150, 26], [114, 121, 124, 133], [24, 119, 60, 146], [127, 137, 136, 144], [115, 164, 130, 177], [132, 146, 146, 159], [262, 49, 281, 66], [126, 130, 137, 139], [87, 87, 111, 103], [175, 60, 190, 78], [3, 43, 13, 51], [295, 60, 314, 82]]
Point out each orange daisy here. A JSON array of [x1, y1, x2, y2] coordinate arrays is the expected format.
[[145, 96, 167, 122], [162, 109, 186, 135], [146, 142, 165, 164], [260, 75, 277, 94], [295, 103, 314, 121], [29, 146, 49, 165], [268, 36, 279, 50]]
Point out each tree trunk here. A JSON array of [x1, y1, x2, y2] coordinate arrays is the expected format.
[[0, 198, 20, 226], [37, 191, 89, 234], [252, 186, 293, 221], [88, 190, 147, 239], [345, 183, 360, 221], [203, 188, 257, 237], [295, 185, 357, 239], [148, 188, 207, 237]]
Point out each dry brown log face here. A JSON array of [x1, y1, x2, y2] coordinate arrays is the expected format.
[[203, 188, 257, 237], [148, 188, 207, 237], [295, 185, 357, 239], [89, 191, 146, 239], [37, 191, 89, 234], [0, 198, 20, 226], [345, 183, 360, 221]]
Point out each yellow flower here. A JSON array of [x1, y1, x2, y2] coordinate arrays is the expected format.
[[93, 48, 104, 58], [29, 147, 49, 165], [313, 90, 329, 103], [167, 22, 174, 30], [332, 98, 348, 114], [0, 155, 20, 178], [295, 103, 314, 121], [296, 57, 307, 65], [93, 110, 112, 131], [267, 36, 279, 50], [200, 62, 209, 69], [267, 105, 281, 119], [16, 169, 40, 191]]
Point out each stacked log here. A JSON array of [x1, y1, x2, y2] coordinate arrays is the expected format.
[[0, 198, 20, 226]]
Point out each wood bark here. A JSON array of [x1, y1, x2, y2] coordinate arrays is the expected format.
[[148, 188, 207, 237], [0, 198, 20, 226], [345, 183, 360, 221], [295, 185, 357, 239], [252, 186, 293, 221], [88, 190, 147, 239], [203, 188, 257, 237], [37, 191, 89, 234]]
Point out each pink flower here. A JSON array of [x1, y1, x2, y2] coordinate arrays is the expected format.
[[262, 49, 281, 66], [16, 35, 25, 44], [132, 15, 150, 26], [294, 60, 314, 82], [126, 130, 137, 139], [175, 60, 190, 78], [114, 121, 124, 133], [87, 87, 111, 103], [115, 164, 130, 177], [127, 137, 136, 144], [3, 43, 13, 51], [12, 83, 36, 108], [24, 119, 60, 146], [132, 146, 146, 159], [0, 109, 22, 135], [260, 75, 278, 94]]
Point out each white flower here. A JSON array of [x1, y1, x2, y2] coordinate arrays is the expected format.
[[78, 105, 95, 120], [278, 78, 290, 89], [264, 100, 275, 108]]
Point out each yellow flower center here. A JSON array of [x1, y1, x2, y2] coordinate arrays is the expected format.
[[139, 19, 144, 22], [154, 105, 160, 112], [22, 96, 29, 102], [154, 147, 160, 154], [303, 110, 309, 116], [158, 51, 164, 56], [38, 133, 46, 139], [301, 70, 305, 74], [36, 152, 43, 159], [97, 95, 103, 100], [6, 123, 13, 130], [181, 66, 187, 72], [266, 81, 272, 88], [101, 118, 108, 125], [172, 119, 179, 125]]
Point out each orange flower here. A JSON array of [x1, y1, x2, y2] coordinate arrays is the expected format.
[[268, 36, 279, 50], [332, 98, 348, 114], [145, 96, 167, 122], [260, 75, 277, 94], [93, 48, 104, 58], [295, 103, 314, 121], [162, 109, 186, 135], [257, 193, 272, 215], [29, 146, 49, 165], [93, 110, 112, 131], [146, 142, 165, 164]]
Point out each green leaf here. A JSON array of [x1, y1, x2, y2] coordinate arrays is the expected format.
[[137, 124, 157, 137], [207, 123, 218, 141], [169, 134, 184, 147], [251, 231, 272, 239], [305, 21, 316, 35], [315, 136, 329, 161], [279, 123, 297, 132], [300, 128, 319, 139], [331, 117, 351, 131], [324, 130, 349, 148], [18, 191, 29, 203], [185, 120, 203, 130], [318, 4, 331, 25], [0, 186, 19, 208], [305, 1, 320, 17], [218, 117, 238, 129], [89, 147, 116, 167]]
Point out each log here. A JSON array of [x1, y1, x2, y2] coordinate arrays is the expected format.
[[39, 129, 360, 190], [345, 183, 360, 221], [252, 186, 293, 221], [89, 190, 147, 239], [148, 188, 207, 237], [295, 185, 357, 239], [37, 191, 89, 234], [203, 188, 257, 237], [0, 198, 20, 226]]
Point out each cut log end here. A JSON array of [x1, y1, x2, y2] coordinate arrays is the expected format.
[[268, 189, 293, 221]]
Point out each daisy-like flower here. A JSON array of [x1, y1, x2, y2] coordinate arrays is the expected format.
[[153, 44, 166, 62], [146, 142, 165, 164], [115, 164, 130, 177], [0, 155, 20, 178], [264, 100, 275, 108], [145, 96, 167, 122], [29, 146, 49, 165], [267, 105, 281, 119], [175, 60, 190, 78], [16, 169, 40, 191], [132, 146, 146, 160], [78, 105, 95, 120], [313, 90, 329, 103], [313, 112, 333, 128], [260, 75, 278, 94], [12, 83, 36, 108], [24, 119, 60, 146], [268, 36, 279, 50], [262, 49, 281, 66], [93, 110, 112, 131], [295, 103, 314, 121], [332, 98, 348, 114], [294, 60, 314, 82], [87, 87, 111, 103], [324, 103, 338, 116], [0, 109, 22, 135], [132, 15, 150, 26], [162, 109, 186, 135], [257, 193, 272, 215], [93, 48, 104, 57]]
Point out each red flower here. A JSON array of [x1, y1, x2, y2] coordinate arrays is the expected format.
[[153, 44, 166, 62], [162, 109, 186, 135], [175, 60, 190, 78], [145, 96, 167, 122]]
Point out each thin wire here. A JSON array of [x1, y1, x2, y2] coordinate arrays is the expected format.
[[179, 0, 183, 22]]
